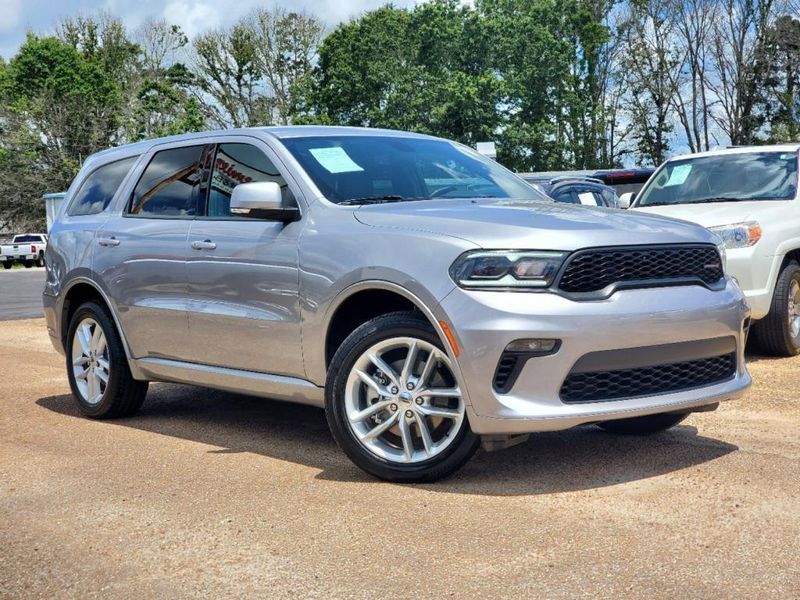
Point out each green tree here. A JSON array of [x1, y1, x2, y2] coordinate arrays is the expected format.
[[0, 35, 124, 230], [294, 2, 503, 151], [192, 24, 269, 127], [250, 7, 325, 125]]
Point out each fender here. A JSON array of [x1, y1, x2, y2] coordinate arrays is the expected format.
[[317, 279, 474, 410], [58, 275, 146, 380]]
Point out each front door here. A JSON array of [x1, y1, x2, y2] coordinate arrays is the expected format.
[[183, 141, 304, 378]]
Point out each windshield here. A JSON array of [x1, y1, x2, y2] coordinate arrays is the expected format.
[[636, 151, 798, 207], [280, 135, 545, 204]]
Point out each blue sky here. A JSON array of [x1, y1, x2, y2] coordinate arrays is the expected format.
[[0, 0, 418, 59]]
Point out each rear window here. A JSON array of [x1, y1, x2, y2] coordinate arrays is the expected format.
[[68, 156, 138, 216], [12, 235, 44, 243]]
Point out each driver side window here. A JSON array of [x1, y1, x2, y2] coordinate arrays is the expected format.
[[206, 143, 293, 218]]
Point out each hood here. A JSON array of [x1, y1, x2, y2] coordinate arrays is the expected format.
[[632, 200, 788, 228], [353, 198, 717, 250]]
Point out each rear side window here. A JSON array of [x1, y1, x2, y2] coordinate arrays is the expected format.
[[129, 145, 209, 217], [68, 156, 138, 216]]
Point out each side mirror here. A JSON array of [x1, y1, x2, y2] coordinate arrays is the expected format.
[[618, 192, 635, 209], [230, 181, 299, 222]]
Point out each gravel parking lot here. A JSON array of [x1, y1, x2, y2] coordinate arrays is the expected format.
[[1, 317, 798, 599]]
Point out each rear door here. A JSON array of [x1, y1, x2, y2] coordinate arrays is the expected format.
[[94, 142, 214, 361], [182, 139, 305, 377]]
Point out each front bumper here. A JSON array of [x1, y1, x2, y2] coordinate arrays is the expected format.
[[440, 279, 751, 435], [725, 246, 777, 320]]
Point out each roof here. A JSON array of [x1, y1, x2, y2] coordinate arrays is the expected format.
[[666, 144, 800, 161], [88, 125, 436, 162]]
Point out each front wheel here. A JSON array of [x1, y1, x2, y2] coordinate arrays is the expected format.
[[326, 311, 479, 482], [752, 261, 800, 357], [66, 301, 148, 418], [1, 262, 11, 270], [596, 411, 689, 435], [23, 261, 32, 268]]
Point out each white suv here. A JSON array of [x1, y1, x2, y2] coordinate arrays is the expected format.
[[632, 145, 800, 356]]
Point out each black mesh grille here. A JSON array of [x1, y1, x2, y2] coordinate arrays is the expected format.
[[493, 354, 519, 393], [560, 353, 736, 403], [557, 245, 723, 294]]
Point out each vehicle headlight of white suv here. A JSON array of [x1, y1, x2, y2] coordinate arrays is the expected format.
[[709, 221, 762, 249]]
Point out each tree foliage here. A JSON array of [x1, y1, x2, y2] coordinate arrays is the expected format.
[[0, 0, 797, 231]]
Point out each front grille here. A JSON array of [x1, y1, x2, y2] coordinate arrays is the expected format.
[[557, 245, 723, 295], [560, 352, 736, 403]]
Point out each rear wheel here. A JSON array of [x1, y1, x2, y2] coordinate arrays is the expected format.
[[66, 301, 148, 418], [2, 262, 11, 270], [36, 252, 45, 267], [752, 261, 800, 357], [326, 312, 479, 482], [597, 411, 689, 435], [23, 261, 32, 268]]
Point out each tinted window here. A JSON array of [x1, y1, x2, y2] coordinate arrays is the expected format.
[[206, 144, 290, 217], [129, 146, 208, 217], [68, 157, 138, 216], [281, 136, 541, 204], [13, 235, 45, 243], [637, 152, 798, 207]]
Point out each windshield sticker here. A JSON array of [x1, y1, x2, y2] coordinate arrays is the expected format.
[[664, 164, 692, 187], [578, 192, 598, 206], [309, 147, 364, 174]]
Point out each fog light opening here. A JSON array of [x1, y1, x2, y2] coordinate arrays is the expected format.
[[505, 338, 559, 354]]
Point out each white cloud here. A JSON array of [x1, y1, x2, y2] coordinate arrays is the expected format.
[[0, 0, 22, 33], [161, 0, 226, 38]]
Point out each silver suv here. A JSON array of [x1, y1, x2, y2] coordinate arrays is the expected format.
[[44, 127, 751, 481]]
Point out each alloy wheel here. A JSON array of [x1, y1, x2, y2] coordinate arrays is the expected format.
[[789, 279, 800, 340], [71, 317, 110, 405], [344, 336, 465, 464]]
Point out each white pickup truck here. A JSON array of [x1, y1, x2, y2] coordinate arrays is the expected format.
[[0, 233, 48, 269], [630, 145, 800, 356]]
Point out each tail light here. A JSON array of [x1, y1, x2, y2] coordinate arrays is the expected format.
[[31, 245, 37, 253]]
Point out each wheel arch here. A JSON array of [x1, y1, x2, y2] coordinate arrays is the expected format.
[[780, 248, 800, 269], [322, 281, 457, 373], [60, 278, 136, 364]]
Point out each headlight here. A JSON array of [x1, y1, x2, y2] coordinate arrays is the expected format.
[[709, 221, 762, 249], [450, 250, 567, 289]]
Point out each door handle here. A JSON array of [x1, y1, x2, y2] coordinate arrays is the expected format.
[[98, 237, 120, 247], [191, 240, 217, 250]]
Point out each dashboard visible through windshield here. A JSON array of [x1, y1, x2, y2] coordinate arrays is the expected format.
[[280, 135, 545, 205], [635, 151, 799, 207]]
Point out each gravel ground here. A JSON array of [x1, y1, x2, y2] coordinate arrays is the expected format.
[[1, 318, 798, 599]]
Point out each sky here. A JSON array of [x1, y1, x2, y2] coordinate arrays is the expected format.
[[0, 0, 419, 59]]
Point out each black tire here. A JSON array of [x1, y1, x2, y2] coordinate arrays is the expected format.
[[751, 261, 800, 357], [325, 311, 480, 483], [23, 261, 32, 268], [2, 262, 11, 270], [36, 252, 45, 267], [596, 411, 689, 435], [66, 301, 148, 419]]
